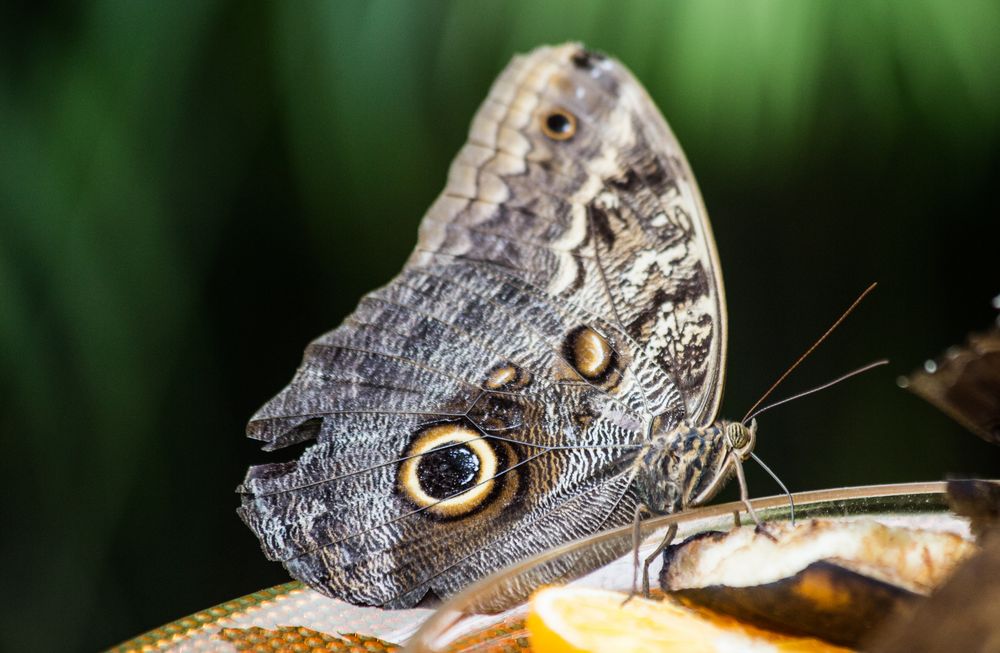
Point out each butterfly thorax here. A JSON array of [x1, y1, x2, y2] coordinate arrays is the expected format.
[[633, 419, 756, 515]]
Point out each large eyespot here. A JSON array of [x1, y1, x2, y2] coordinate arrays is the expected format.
[[564, 325, 615, 381], [397, 424, 500, 518], [541, 108, 577, 141]]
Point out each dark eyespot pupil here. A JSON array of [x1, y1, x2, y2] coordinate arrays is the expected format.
[[416, 444, 479, 499], [546, 112, 572, 134]]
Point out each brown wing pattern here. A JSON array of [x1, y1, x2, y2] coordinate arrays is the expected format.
[[902, 321, 1000, 445], [239, 43, 727, 607]]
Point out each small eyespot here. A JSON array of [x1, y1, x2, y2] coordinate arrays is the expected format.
[[541, 109, 577, 141], [484, 362, 531, 391], [564, 326, 614, 381], [571, 49, 605, 70]]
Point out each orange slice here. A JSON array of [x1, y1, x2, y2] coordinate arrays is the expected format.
[[526, 586, 854, 653]]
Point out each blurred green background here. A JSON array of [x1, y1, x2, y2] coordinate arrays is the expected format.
[[2, 1, 999, 650]]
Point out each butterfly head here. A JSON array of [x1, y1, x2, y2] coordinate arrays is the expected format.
[[723, 418, 758, 461]]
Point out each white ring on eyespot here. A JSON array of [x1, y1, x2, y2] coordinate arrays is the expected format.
[[398, 424, 498, 517]]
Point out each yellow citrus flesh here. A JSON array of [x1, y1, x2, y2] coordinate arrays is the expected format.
[[526, 587, 855, 653]]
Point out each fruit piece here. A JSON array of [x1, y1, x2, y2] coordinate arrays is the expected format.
[[659, 519, 977, 647], [526, 586, 853, 653]]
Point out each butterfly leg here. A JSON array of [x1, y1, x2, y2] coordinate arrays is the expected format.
[[625, 502, 650, 603], [641, 522, 677, 597], [733, 455, 777, 541]]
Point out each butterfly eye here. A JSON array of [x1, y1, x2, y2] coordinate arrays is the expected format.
[[541, 109, 577, 141], [725, 423, 751, 449], [397, 424, 500, 519]]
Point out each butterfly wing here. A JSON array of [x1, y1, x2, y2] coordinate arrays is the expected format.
[[238, 43, 728, 607], [414, 44, 728, 423], [902, 323, 1000, 445], [239, 264, 648, 607]]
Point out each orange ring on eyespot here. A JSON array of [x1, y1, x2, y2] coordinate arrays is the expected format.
[[541, 108, 577, 141]]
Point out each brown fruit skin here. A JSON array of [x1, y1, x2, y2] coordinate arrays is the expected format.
[[667, 560, 918, 648], [866, 481, 1000, 652]]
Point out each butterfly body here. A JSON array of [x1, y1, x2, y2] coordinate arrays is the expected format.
[[239, 43, 742, 608], [633, 420, 755, 516]]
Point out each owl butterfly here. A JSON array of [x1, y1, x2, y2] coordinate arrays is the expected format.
[[239, 43, 758, 608], [899, 296, 1000, 445]]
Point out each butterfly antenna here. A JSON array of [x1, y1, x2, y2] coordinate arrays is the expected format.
[[745, 359, 889, 423], [749, 452, 795, 525], [742, 359, 888, 527], [741, 282, 878, 423]]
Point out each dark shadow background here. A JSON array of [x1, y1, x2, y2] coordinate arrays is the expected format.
[[1, 2, 998, 650]]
